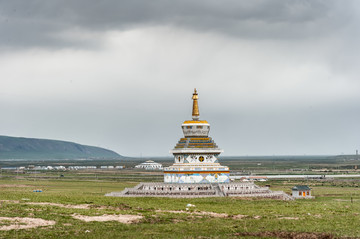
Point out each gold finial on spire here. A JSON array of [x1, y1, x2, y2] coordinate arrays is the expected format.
[[192, 88, 200, 120]]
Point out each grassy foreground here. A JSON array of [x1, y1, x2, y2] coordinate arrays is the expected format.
[[0, 177, 360, 238]]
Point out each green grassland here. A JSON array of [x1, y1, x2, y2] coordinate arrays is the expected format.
[[1, 175, 360, 238]]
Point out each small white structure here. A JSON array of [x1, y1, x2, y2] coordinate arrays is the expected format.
[[292, 185, 314, 199], [54, 166, 66, 170], [135, 160, 163, 170], [86, 166, 97, 169]]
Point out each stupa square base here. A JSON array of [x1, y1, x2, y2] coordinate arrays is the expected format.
[[105, 182, 292, 200], [164, 172, 230, 183]]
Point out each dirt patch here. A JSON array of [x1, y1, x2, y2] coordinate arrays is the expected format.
[[195, 211, 229, 218], [0, 217, 55, 231], [0, 184, 31, 188], [156, 210, 246, 219], [334, 199, 360, 202], [71, 214, 142, 224], [156, 210, 227, 217], [112, 203, 133, 210], [232, 214, 247, 219], [0, 200, 20, 204], [278, 217, 300, 220], [27, 202, 119, 210], [3, 200, 128, 211], [234, 231, 334, 239], [27, 202, 92, 209]]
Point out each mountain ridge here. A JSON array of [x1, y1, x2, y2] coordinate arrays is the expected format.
[[0, 135, 122, 160]]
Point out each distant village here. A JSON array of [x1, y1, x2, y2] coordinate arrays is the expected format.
[[1, 165, 125, 171], [0, 160, 163, 172]]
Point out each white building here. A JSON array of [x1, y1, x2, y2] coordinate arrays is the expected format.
[[292, 185, 314, 199], [135, 160, 163, 170]]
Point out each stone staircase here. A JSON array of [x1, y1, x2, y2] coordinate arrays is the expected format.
[[212, 183, 225, 197]]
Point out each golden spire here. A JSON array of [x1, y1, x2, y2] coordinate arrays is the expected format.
[[192, 88, 199, 120]]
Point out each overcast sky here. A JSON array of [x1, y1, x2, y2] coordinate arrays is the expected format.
[[1, 0, 360, 157]]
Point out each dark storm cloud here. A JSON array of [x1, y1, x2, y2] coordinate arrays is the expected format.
[[0, 0, 357, 49], [1, 1, 360, 156]]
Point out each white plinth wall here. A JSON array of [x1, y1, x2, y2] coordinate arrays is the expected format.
[[164, 121, 230, 183]]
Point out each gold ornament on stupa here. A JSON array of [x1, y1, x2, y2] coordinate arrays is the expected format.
[[192, 88, 200, 120]]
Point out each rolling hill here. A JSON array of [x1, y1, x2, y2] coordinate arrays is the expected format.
[[0, 135, 122, 160]]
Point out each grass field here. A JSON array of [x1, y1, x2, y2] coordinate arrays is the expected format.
[[1, 174, 360, 239]]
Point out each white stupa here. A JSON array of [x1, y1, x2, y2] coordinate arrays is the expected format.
[[106, 89, 291, 199], [164, 89, 230, 183]]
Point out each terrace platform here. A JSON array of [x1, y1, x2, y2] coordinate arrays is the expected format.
[[105, 182, 293, 200]]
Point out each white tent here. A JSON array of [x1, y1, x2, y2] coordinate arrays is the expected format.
[[135, 160, 163, 170]]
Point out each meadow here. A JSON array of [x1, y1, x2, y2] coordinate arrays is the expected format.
[[1, 171, 360, 239]]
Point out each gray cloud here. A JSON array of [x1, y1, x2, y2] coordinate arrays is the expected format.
[[0, 0, 358, 49], [1, 1, 360, 156]]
